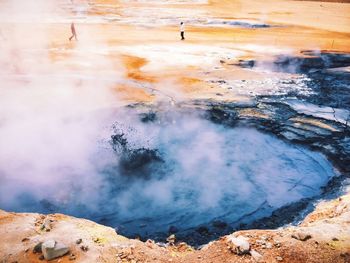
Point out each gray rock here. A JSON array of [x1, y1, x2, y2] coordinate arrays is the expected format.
[[41, 219, 52, 232], [227, 235, 250, 255], [250, 250, 263, 262], [42, 240, 69, 260]]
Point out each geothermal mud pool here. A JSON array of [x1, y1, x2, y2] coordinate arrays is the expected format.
[[105, 110, 336, 241], [0, 105, 344, 245], [0, 49, 349, 247]]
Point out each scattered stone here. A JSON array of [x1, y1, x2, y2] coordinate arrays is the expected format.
[[69, 253, 76, 261], [276, 256, 283, 261], [41, 219, 52, 232], [166, 234, 176, 245], [291, 232, 312, 241], [335, 203, 347, 215], [227, 235, 250, 255], [274, 241, 281, 248], [261, 235, 268, 241], [256, 239, 265, 245], [39, 255, 45, 260], [76, 239, 82, 245], [265, 242, 273, 249], [25, 248, 29, 253], [81, 245, 89, 252], [21, 237, 30, 242], [250, 250, 263, 262], [146, 239, 155, 248], [33, 242, 43, 254], [332, 237, 339, 241], [42, 240, 69, 260], [93, 237, 103, 244]]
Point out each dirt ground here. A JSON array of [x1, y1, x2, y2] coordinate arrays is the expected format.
[[1, 0, 350, 106]]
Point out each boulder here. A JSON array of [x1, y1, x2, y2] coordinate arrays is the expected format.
[[227, 235, 250, 255], [42, 240, 69, 260]]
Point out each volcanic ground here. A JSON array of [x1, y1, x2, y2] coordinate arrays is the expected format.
[[0, 0, 349, 262]]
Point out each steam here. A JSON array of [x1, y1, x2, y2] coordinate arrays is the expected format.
[[100, 112, 335, 237], [0, 0, 122, 212], [0, 0, 336, 242]]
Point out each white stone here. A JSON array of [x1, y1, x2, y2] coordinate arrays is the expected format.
[[250, 250, 263, 262], [42, 240, 69, 260], [227, 235, 250, 255]]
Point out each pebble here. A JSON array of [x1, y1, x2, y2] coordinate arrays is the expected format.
[[80, 245, 89, 252], [274, 241, 281, 248], [41, 219, 52, 232], [146, 239, 155, 248], [76, 239, 82, 245], [276, 256, 283, 261], [69, 253, 76, 261]]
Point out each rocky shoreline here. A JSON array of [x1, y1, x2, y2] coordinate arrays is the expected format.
[[1, 187, 349, 263]]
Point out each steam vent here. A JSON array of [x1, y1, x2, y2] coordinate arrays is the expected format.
[[0, 0, 350, 262]]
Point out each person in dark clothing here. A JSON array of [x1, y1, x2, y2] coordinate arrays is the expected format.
[[69, 23, 78, 41], [180, 22, 185, 40]]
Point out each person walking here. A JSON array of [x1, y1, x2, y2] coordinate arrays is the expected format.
[[69, 22, 78, 41], [180, 22, 185, 40]]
